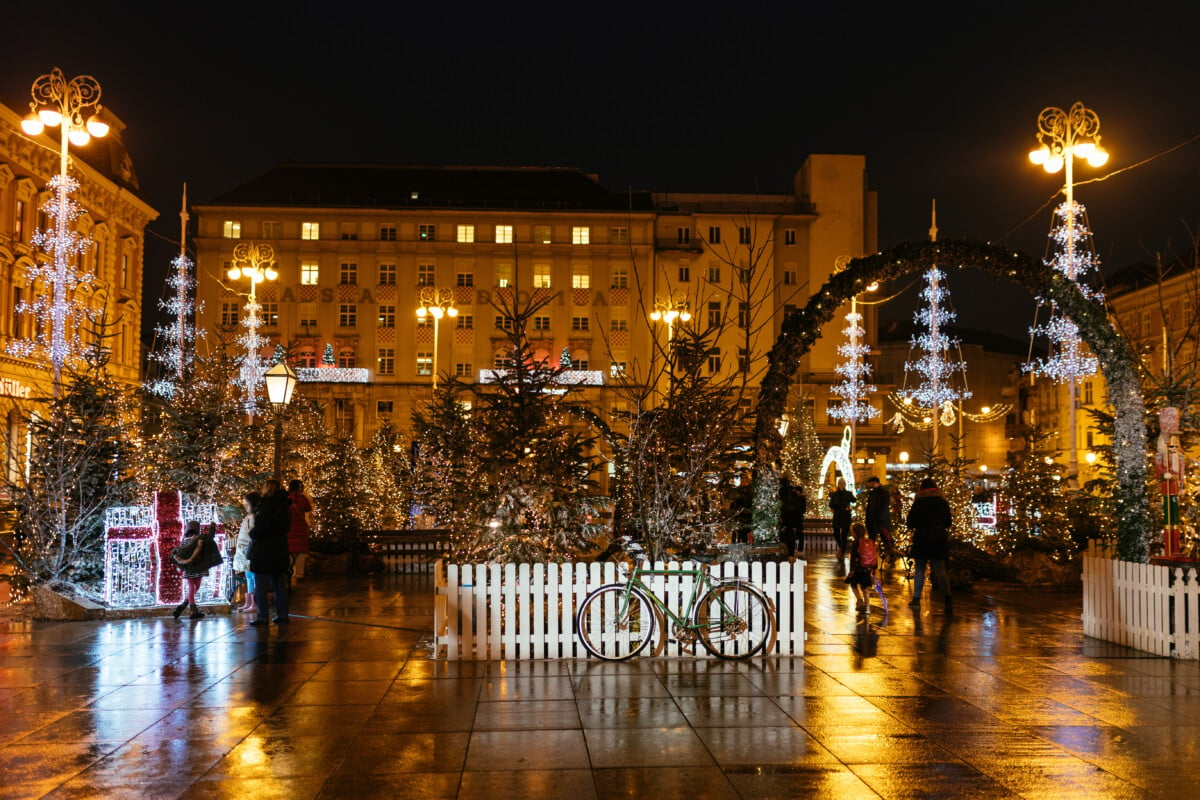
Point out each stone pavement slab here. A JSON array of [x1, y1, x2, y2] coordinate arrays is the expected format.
[[1, 553, 1198, 798]]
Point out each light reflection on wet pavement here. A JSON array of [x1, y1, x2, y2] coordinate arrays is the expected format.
[[1, 551, 1198, 799]]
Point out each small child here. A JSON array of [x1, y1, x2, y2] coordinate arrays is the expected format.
[[172, 521, 223, 620], [844, 521, 878, 621]]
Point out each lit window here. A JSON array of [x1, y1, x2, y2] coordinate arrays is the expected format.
[[223, 220, 241, 239], [572, 269, 590, 289], [301, 221, 320, 240], [572, 226, 590, 245], [339, 304, 357, 327], [457, 224, 475, 243], [610, 361, 627, 377], [534, 225, 552, 244], [784, 228, 797, 246], [300, 261, 320, 285], [611, 266, 628, 289], [377, 349, 395, 375], [417, 264, 435, 286], [534, 316, 551, 331], [261, 221, 280, 238], [495, 263, 513, 287], [339, 262, 357, 284], [378, 305, 396, 327], [572, 316, 590, 331], [457, 272, 474, 287], [220, 302, 239, 327], [495, 225, 514, 244], [738, 226, 751, 244], [379, 226, 397, 241], [299, 303, 317, 328], [455, 363, 473, 377], [533, 263, 551, 289], [261, 303, 279, 326], [457, 315, 474, 329], [416, 353, 433, 375], [378, 263, 396, 285], [419, 224, 437, 241]]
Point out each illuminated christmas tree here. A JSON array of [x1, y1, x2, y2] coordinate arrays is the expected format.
[[994, 428, 1074, 558], [780, 400, 825, 498]]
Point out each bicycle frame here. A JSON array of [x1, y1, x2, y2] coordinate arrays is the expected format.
[[612, 561, 748, 654]]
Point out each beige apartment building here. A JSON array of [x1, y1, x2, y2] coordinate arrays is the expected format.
[[0, 99, 155, 481], [192, 155, 882, 463]]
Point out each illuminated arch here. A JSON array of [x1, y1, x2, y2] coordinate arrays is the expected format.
[[754, 240, 1149, 560]]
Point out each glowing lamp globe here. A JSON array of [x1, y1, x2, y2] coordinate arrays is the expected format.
[[226, 266, 240, 280], [1073, 142, 1096, 159], [68, 128, 90, 147], [21, 114, 44, 135], [1028, 145, 1049, 166], [416, 306, 427, 318], [1044, 154, 1065, 173], [447, 306, 459, 318], [265, 267, 279, 281], [680, 310, 692, 322], [37, 108, 62, 127], [1087, 147, 1109, 167], [264, 362, 298, 407], [85, 116, 110, 138]]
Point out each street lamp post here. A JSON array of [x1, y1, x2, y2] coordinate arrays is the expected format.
[[263, 361, 298, 481], [226, 242, 278, 417], [19, 68, 109, 398], [649, 295, 691, 346], [1029, 102, 1109, 481], [415, 287, 457, 390]]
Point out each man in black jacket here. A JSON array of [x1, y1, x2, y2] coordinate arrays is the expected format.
[[249, 478, 293, 625], [905, 477, 953, 611]]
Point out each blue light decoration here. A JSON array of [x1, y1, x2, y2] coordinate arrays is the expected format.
[[827, 306, 879, 422]]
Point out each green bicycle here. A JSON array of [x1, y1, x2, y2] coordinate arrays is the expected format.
[[575, 538, 777, 660]]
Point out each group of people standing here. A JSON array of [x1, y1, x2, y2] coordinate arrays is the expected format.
[[172, 479, 313, 625]]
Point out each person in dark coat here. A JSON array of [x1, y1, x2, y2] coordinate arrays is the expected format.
[[828, 477, 855, 558], [250, 478, 293, 625], [779, 476, 807, 558], [905, 477, 953, 610], [864, 476, 896, 562]]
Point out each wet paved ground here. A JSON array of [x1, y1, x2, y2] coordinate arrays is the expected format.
[[2, 552, 1199, 799]]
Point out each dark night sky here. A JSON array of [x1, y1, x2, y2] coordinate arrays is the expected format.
[[4, 3, 1200, 345]]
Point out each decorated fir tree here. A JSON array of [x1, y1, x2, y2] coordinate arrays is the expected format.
[[780, 400, 825, 499], [994, 427, 1074, 558], [360, 422, 412, 530], [560, 346, 572, 369], [322, 343, 335, 366]]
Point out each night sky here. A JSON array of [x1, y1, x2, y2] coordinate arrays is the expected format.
[[4, 3, 1199, 346]]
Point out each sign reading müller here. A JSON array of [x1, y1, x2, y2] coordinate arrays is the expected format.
[[0, 378, 31, 398]]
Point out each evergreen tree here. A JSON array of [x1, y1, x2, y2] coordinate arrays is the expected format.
[[780, 399, 825, 498], [322, 343, 335, 365], [360, 422, 412, 530], [995, 427, 1074, 557], [308, 435, 369, 553]]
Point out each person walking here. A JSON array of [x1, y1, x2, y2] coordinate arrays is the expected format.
[[779, 476, 807, 558], [172, 521, 223, 620], [250, 479, 293, 626], [828, 477, 855, 558], [906, 477, 953, 611], [864, 476, 896, 563], [844, 521, 877, 621], [287, 480, 314, 581], [232, 492, 261, 614]]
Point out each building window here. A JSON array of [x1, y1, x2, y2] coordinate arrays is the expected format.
[[784, 228, 797, 246], [708, 348, 722, 374], [783, 269, 797, 285], [738, 347, 750, 373], [708, 301, 722, 328], [611, 266, 628, 289], [611, 317, 628, 331], [301, 221, 320, 240], [261, 303, 279, 327], [783, 304, 796, 319], [299, 302, 317, 329], [738, 302, 750, 329], [416, 315, 432, 328], [457, 272, 474, 287], [1083, 381, 1094, 405], [121, 252, 132, 287], [419, 224, 437, 241], [378, 263, 396, 285], [297, 349, 317, 368], [379, 226, 397, 241], [378, 305, 396, 327], [377, 348, 395, 375], [494, 315, 514, 332], [677, 227, 690, 245], [416, 353, 433, 375], [300, 261, 320, 285], [341, 230, 359, 241], [14, 200, 26, 242], [678, 264, 690, 282], [574, 358, 590, 370], [220, 302, 239, 327], [572, 269, 590, 289], [707, 265, 721, 283], [610, 227, 629, 244], [417, 264, 435, 286], [708, 226, 721, 244], [457, 224, 475, 243], [378, 400, 394, 414], [339, 262, 358, 284], [533, 263, 551, 288], [738, 226, 751, 245], [610, 361, 627, 377], [494, 351, 514, 369], [339, 304, 357, 327], [534, 225, 552, 244], [534, 315, 551, 331], [457, 314, 474, 329], [261, 221, 280, 238], [495, 225, 514, 244], [495, 263, 513, 287], [572, 316, 590, 331], [338, 350, 356, 369], [455, 363, 473, 377], [572, 226, 590, 245], [222, 220, 241, 239]]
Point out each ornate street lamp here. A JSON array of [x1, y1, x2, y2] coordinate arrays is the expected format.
[[226, 242, 278, 417], [264, 361, 298, 481], [415, 287, 457, 390], [649, 295, 691, 344], [18, 68, 109, 398]]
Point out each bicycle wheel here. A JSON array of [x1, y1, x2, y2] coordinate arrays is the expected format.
[[694, 581, 775, 659], [576, 584, 656, 660]]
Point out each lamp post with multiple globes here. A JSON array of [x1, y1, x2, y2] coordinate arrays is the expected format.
[[415, 287, 457, 390], [226, 242, 278, 417], [19, 68, 110, 398]]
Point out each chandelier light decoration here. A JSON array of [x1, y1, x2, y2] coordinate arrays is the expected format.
[[827, 303, 878, 423], [899, 266, 971, 421]]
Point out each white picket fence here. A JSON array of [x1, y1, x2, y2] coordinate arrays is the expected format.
[[433, 559, 805, 660], [1082, 541, 1200, 659]]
